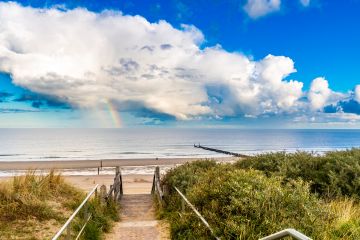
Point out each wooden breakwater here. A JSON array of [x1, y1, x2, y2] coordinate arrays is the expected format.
[[194, 144, 249, 158]]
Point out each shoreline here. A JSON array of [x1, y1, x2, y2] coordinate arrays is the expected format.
[[0, 156, 236, 171]]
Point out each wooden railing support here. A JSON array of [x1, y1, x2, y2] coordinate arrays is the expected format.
[[105, 166, 123, 203], [151, 166, 164, 208]]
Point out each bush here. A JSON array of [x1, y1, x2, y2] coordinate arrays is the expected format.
[[162, 161, 334, 239], [161, 160, 217, 213], [236, 149, 360, 199]]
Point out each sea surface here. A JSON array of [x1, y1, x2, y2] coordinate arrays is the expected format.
[[0, 128, 359, 162]]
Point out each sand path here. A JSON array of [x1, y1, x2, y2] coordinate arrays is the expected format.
[[91, 175, 170, 240]]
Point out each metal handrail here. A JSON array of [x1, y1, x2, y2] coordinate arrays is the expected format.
[[52, 184, 99, 240], [151, 166, 164, 207], [260, 228, 311, 240], [174, 186, 221, 240]]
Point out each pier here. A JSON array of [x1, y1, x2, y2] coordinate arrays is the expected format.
[[194, 144, 249, 158]]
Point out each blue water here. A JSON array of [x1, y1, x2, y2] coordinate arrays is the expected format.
[[0, 128, 359, 161]]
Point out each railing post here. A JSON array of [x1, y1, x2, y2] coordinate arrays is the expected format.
[[155, 166, 160, 179], [151, 174, 155, 194], [120, 174, 123, 196], [100, 185, 107, 205], [109, 184, 113, 199]]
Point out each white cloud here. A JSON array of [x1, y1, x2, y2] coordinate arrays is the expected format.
[[355, 85, 360, 103], [0, 2, 357, 124], [0, 2, 310, 120], [243, 0, 281, 19], [300, 0, 311, 7], [308, 77, 331, 110]]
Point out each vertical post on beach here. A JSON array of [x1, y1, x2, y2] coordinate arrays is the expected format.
[[110, 184, 113, 199], [155, 166, 160, 179], [100, 185, 106, 205], [97, 167, 99, 175]]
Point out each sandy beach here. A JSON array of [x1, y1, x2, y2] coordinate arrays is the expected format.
[[0, 157, 237, 193], [64, 174, 154, 193], [0, 157, 235, 170]]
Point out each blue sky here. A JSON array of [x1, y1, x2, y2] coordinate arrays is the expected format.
[[0, 0, 360, 128]]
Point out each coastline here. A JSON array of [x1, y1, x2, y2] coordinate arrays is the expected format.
[[0, 156, 236, 171], [0, 157, 237, 193]]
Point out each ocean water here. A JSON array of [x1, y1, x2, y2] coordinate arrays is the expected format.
[[0, 128, 359, 162]]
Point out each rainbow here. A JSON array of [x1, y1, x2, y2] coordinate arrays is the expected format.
[[105, 100, 122, 128]]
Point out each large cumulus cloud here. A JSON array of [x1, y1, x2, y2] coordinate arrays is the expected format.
[[0, 2, 358, 123], [0, 2, 307, 120]]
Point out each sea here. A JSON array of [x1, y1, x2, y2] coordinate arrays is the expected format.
[[0, 128, 359, 176]]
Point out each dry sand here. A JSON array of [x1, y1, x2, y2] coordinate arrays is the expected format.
[[64, 174, 154, 194], [0, 157, 235, 170], [0, 157, 237, 194]]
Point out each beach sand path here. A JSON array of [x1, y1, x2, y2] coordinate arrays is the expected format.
[[102, 175, 170, 240]]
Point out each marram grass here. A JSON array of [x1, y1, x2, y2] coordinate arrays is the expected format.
[[0, 171, 118, 240]]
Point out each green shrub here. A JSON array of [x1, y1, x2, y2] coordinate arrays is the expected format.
[[236, 149, 360, 199], [162, 159, 217, 194], [162, 161, 333, 239], [161, 160, 217, 214]]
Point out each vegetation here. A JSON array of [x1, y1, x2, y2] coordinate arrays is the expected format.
[[160, 150, 360, 240], [236, 149, 360, 199], [0, 171, 118, 240]]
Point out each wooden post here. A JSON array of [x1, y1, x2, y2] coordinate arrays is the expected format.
[[109, 184, 113, 199], [155, 166, 160, 179], [120, 174, 123, 196], [100, 185, 107, 205], [151, 174, 155, 194]]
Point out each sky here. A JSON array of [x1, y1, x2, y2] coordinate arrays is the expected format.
[[0, 0, 360, 128]]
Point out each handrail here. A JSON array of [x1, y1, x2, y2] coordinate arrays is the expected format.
[[174, 186, 221, 240], [260, 228, 311, 240], [52, 184, 99, 240], [151, 166, 164, 207]]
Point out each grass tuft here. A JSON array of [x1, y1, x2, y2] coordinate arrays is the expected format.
[[0, 170, 119, 240]]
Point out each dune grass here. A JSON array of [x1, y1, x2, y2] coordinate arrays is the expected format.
[[0, 171, 118, 240], [160, 151, 360, 240]]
